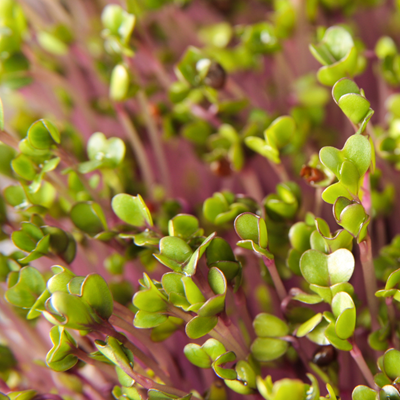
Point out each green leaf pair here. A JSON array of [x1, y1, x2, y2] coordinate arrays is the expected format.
[[43, 268, 113, 330], [159, 268, 227, 338], [287, 214, 353, 276], [11, 221, 50, 262], [27, 119, 60, 150], [4, 180, 56, 210], [101, 5, 135, 56], [332, 79, 374, 134], [11, 154, 59, 190], [251, 313, 290, 362], [184, 337, 227, 368], [154, 232, 215, 275], [133, 273, 168, 329], [78, 132, 125, 173], [319, 134, 372, 204], [331, 292, 356, 340], [185, 337, 256, 385], [46, 326, 78, 372], [333, 197, 370, 243], [9, 119, 61, 193], [206, 237, 241, 282], [300, 248, 355, 304], [206, 124, 245, 171], [299, 310, 353, 351], [235, 212, 273, 258], [245, 116, 296, 164], [309, 26, 359, 86], [264, 182, 301, 221], [165, 267, 226, 312], [5, 266, 46, 317], [203, 191, 255, 225]]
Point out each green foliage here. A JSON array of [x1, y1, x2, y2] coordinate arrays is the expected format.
[[0, 2, 399, 400], [264, 182, 301, 221], [101, 4, 135, 56], [235, 212, 273, 258], [332, 78, 374, 133], [112, 193, 153, 227], [245, 116, 296, 164], [78, 132, 126, 173], [309, 26, 359, 86], [203, 191, 256, 225], [319, 134, 372, 204], [46, 326, 78, 372], [251, 313, 289, 362]]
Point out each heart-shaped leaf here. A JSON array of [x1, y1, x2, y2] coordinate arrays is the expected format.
[[46, 326, 78, 372], [47, 265, 75, 294], [5, 266, 46, 309], [212, 351, 236, 380], [300, 248, 355, 287], [183, 344, 212, 369], [320, 135, 371, 182], [317, 47, 358, 86], [87, 132, 125, 169], [44, 291, 99, 330]]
